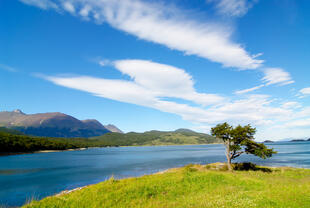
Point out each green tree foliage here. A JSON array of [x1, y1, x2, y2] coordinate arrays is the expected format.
[[0, 132, 80, 153], [211, 122, 276, 170], [0, 127, 24, 135]]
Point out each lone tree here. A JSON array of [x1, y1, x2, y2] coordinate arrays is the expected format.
[[211, 122, 276, 171]]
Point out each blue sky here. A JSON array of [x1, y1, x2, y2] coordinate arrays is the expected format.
[[1, 0, 310, 140]]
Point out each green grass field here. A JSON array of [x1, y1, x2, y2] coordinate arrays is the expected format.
[[23, 163, 310, 208]]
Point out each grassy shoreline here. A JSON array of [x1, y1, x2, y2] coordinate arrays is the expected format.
[[23, 163, 310, 208]]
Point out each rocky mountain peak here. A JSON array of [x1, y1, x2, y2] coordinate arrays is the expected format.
[[104, 124, 123, 133], [13, 109, 25, 114]]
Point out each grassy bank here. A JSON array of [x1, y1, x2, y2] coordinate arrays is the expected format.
[[23, 163, 310, 208]]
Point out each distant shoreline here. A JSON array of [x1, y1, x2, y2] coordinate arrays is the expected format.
[[0, 148, 88, 157], [0, 143, 223, 157], [118, 142, 222, 148], [35, 148, 88, 153]]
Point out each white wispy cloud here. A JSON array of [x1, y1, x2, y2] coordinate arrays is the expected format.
[[299, 87, 310, 97], [0, 64, 17, 72], [283, 119, 310, 128], [79, 4, 91, 18], [207, 0, 258, 17], [39, 59, 308, 141], [42, 59, 225, 124], [234, 84, 264, 94], [20, 0, 58, 10], [281, 101, 301, 109], [19, 0, 263, 69], [235, 67, 294, 94], [62, 1, 75, 14], [45, 59, 224, 107], [112, 60, 224, 106], [262, 67, 294, 86], [257, 125, 310, 141], [261, 115, 310, 140], [43, 71, 300, 134], [204, 94, 292, 125]]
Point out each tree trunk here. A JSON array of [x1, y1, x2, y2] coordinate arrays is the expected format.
[[225, 141, 232, 171]]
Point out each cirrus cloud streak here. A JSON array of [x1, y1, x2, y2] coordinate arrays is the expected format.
[[207, 0, 258, 17], [234, 67, 294, 94], [19, 0, 263, 69]]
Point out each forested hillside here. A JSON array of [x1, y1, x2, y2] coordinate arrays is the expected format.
[[91, 129, 221, 146], [0, 128, 220, 154]]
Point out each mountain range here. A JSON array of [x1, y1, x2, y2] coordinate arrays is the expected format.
[[0, 110, 122, 138]]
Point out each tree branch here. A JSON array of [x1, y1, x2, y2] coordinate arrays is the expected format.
[[231, 151, 244, 160]]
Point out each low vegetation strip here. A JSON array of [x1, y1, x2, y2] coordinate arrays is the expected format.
[[23, 163, 310, 208]]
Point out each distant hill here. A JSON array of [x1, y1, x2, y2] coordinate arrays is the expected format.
[[92, 129, 221, 146], [290, 139, 307, 142], [174, 128, 196, 133], [0, 110, 121, 138], [104, 124, 123, 133]]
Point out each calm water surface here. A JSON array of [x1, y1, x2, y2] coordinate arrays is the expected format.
[[0, 142, 309, 207]]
